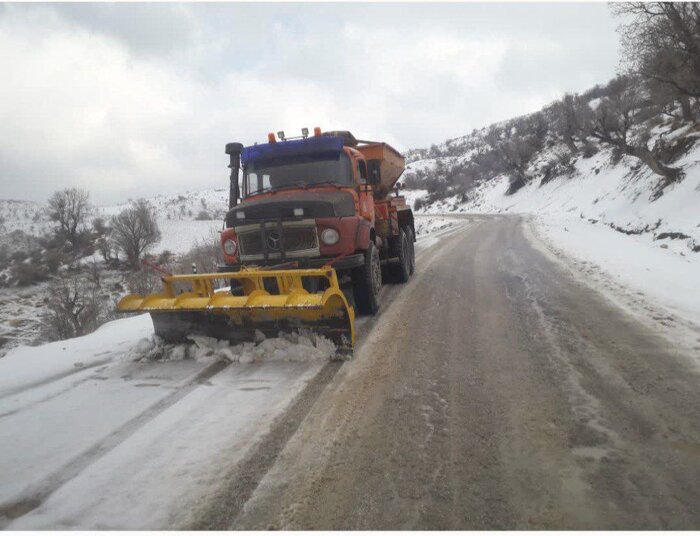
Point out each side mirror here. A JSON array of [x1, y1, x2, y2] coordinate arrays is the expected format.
[[367, 159, 381, 185]]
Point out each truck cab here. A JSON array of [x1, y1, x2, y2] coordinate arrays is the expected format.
[[220, 128, 415, 314]]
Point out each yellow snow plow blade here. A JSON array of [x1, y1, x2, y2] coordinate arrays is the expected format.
[[117, 267, 355, 356]]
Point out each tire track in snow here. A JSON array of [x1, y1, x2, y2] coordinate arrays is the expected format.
[[0, 358, 113, 401], [187, 360, 343, 529], [0, 359, 230, 525], [187, 218, 473, 529]]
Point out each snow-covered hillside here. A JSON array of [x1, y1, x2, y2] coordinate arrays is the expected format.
[[0, 188, 229, 256], [416, 144, 700, 253], [0, 200, 46, 236], [400, 76, 700, 336], [100, 188, 231, 253], [405, 141, 700, 339]]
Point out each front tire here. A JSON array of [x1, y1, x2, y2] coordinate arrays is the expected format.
[[352, 242, 381, 315]]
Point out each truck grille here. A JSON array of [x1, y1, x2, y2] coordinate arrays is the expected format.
[[236, 221, 319, 260]]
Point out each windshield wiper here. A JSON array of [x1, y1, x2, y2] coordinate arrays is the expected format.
[[248, 181, 307, 196], [308, 181, 343, 189], [248, 181, 343, 197], [271, 181, 311, 193]]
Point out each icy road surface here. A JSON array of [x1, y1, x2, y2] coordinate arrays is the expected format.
[[201, 215, 700, 530]]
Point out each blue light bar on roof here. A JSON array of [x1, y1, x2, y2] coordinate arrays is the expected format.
[[242, 136, 344, 165]]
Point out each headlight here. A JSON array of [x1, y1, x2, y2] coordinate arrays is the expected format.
[[223, 239, 238, 256], [320, 228, 340, 245]]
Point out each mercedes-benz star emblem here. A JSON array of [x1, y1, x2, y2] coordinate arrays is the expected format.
[[267, 232, 281, 251]]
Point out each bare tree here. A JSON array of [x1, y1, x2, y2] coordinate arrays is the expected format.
[[42, 276, 109, 341], [551, 94, 584, 152], [612, 2, 700, 119], [48, 188, 92, 249], [125, 265, 162, 296], [574, 80, 683, 193], [87, 260, 102, 287], [497, 137, 539, 194], [110, 200, 161, 269], [92, 217, 116, 263]]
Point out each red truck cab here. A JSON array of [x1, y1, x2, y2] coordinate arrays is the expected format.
[[219, 129, 415, 314]]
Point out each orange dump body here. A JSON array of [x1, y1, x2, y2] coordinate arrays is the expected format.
[[356, 143, 405, 193]]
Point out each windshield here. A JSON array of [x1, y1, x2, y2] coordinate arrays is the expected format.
[[243, 154, 353, 197]]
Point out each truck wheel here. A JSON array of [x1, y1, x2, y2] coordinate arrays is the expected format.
[[352, 242, 381, 315], [391, 229, 411, 283], [406, 227, 416, 275]]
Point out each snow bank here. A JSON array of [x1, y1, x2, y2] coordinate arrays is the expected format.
[[1, 312, 339, 400], [0, 314, 153, 396], [414, 216, 455, 238], [400, 188, 428, 211], [532, 216, 700, 327], [135, 330, 337, 364]]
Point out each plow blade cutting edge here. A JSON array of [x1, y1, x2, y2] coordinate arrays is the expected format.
[[117, 267, 355, 357]]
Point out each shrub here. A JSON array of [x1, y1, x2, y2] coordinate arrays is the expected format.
[[175, 234, 224, 276], [125, 265, 162, 296], [45, 249, 67, 274], [506, 174, 528, 195], [87, 260, 103, 287], [41, 276, 112, 341], [11, 262, 49, 287], [157, 250, 175, 266], [582, 141, 598, 158]]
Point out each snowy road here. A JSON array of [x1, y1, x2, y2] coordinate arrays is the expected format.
[[0, 353, 328, 529], [0, 216, 468, 529], [199, 215, 700, 530], [2, 214, 699, 529]]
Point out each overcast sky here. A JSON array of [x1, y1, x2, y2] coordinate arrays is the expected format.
[[0, 2, 622, 204]]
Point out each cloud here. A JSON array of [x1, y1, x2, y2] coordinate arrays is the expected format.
[[0, 3, 621, 204]]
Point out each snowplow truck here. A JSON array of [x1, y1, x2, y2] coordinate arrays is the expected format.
[[117, 128, 415, 356]]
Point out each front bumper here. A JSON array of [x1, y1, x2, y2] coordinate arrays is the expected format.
[[217, 253, 364, 273]]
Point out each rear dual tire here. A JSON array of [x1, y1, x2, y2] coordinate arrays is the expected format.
[[390, 227, 415, 283], [406, 227, 416, 275], [351, 226, 415, 316]]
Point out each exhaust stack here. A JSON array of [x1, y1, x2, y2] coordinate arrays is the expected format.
[[225, 142, 244, 209]]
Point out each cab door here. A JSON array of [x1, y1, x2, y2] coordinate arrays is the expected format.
[[356, 158, 374, 222]]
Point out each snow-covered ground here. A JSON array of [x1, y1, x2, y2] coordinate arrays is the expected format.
[[0, 316, 335, 529], [399, 188, 427, 212], [525, 218, 700, 354]]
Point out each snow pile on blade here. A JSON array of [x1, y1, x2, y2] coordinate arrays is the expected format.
[[117, 267, 355, 356], [132, 329, 337, 364]]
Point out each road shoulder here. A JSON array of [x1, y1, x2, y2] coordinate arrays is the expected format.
[[523, 216, 700, 362]]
